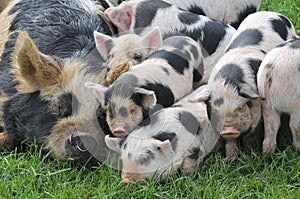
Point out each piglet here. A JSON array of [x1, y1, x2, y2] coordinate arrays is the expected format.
[[207, 11, 297, 161], [257, 38, 300, 155], [105, 85, 219, 183]]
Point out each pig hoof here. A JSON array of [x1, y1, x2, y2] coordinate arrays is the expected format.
[[65, 134, 92, 162], [262, 142, 276, 156]]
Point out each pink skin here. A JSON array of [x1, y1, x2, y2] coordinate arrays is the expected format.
[[105, 6, 132, 32], [111, 122, 128, 138], [122, 172, 148, 184], [220, 126, 241, 139]]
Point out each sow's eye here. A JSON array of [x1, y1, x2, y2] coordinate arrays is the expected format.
[[50, 93, 76, 118]]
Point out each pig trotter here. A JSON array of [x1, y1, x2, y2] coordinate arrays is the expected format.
[[225, 139, 238, 162], [289, 115, 300, 152]]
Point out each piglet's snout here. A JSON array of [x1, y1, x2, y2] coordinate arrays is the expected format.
[[112, 123, 128, 138], [122, 172, 147, 184], [220, 126, 240, 139]]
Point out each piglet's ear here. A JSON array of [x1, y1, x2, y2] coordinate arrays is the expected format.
[[194, 85, 210, 102], [85, 82, 107, 104], [12, 31, 62, 94], [152, 139, 174, 152], [105, 3, 133, 32], [94, 31, 114, 60], [134, 88, 157, 108], [142, 27, 162, 55], [239, 83, 260, 99], [105, 135, 123, 154]]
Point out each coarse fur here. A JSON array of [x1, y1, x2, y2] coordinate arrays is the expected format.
[[0, 0, 114, 162]]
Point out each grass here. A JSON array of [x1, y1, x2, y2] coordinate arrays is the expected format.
[[0, 0, 300, 198]]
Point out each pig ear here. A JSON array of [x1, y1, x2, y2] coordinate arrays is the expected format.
[[239, 83, 260, 99], [152, 139, 174, 152], [194, 86, 210, 102], [152, 132, 176, 151], [134, 88, 157, 108], [105, 135, 123, 154], [85, 82, 107, 104], [12, 31, 62, 94], [94, 31, 114, 60], [105, 4, 133, 32], [142, 28, 162, 55]]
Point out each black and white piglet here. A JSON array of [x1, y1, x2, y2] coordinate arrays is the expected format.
[[105, 0, 236, 83], [105, 85, 219, 183], [86, 35, 203, 137], [207, 11, 297, 161]]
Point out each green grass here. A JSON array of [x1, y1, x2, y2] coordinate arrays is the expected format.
[[1, 1, 300, 198]]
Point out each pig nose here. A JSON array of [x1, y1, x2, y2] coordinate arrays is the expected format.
[[220, 126, 240, 139], [122, 173, 146, 184], [112, 123, 128, 138]]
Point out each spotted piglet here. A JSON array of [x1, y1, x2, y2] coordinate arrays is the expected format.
[[86, 35, 203, 137], [105, 0, 236, 83], [163, 0, 261, 29], [94, 28, 162, 70], [207, 11, 297, 161], [105, 85, 219, 183], [257, 38, 300, 155]]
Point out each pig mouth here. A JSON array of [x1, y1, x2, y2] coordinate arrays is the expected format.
[[112, 130, 129, 138], [220, 127, 240, 139]]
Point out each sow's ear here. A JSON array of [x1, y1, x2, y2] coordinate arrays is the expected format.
[[239, 83, 260, 99], [134, 87, 157, 108], [12, 31, 62, 94], [84, 82, 107, 104], [105, 135, 123, 154], [94, 31, 114, 60], [142, 27, 162, 55]]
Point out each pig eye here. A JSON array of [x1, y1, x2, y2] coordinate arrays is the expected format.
[[237, 104, 247, 113], [129, 106, 138, 115], [157, 146, 161, 151], [132, 53, 142, 62]]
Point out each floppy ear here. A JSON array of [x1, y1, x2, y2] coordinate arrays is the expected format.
[[194, 86, 210, 102], [85, 82, 108, 104], [142, 27, 162, 55], [105, 135, 123, 154], [94, 31, 114, 60], [134, 87, 157, 108], [239, 83, 260, 99], [12, 31, 62, 94]]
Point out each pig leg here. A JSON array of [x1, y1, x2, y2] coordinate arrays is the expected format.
[[225, 139, 238, 162], [262, 107, 281, 155], [181, 157, 201, 174], [289, 113, 300, 152], [0, 132, 8, 150]]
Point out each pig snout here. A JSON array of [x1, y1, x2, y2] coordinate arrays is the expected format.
[[111, 123, 128, 138], [220, 126, 240, 139], [122, 172, 147, 184]]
